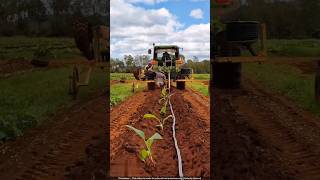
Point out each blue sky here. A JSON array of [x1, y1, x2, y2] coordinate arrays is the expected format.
[[110, 0, 210, 60], [134, 0, 210, 28]]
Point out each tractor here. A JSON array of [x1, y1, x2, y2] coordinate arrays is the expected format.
[[133, 45, 193, 90], [69, 17, 109, 99], [212, 0, 267, 89]]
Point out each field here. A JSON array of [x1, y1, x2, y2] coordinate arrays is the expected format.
[[241, 39, 320, 57], [109, 73, 210, 177], [243, 58, 320, 115], [213, 55, 320, 179], [110, 83, 145, 106], [0, 37, 108, 180], [2, 35, 320, 179], [111, 73, 136, 80], [267, 39, 320, 57], [110, 73, 210, 105], [0, 37, 81, 60], [0, 67, 107, 140]]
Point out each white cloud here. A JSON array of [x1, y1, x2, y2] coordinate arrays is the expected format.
[[127, 0, 168, 5], [110, 0, 209, 60], [189, 8, 203, 19]]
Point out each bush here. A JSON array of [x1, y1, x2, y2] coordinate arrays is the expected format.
[[33, 46, 55, 60]]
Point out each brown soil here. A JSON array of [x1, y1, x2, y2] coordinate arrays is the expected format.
[[110, 80, 119, 85], [0, 59, 33, 76], [110, 88, 210, 177], [201, 80, 209, 85], [0, 58, 87, 78], [212, 77, 320, 180], [0, 93, 107, 180]]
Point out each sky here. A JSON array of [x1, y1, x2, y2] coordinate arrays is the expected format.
[[110, 0, 210, 60]]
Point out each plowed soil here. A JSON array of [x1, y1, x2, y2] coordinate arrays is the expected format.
[[0, 93, 107, 180], [110, 88, 210, 177], [0, 58, 87, 78], [0, 59, 33, 76], [212, 77, 320, 180]]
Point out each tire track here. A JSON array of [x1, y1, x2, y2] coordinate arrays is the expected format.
[[237, 101, 320, 179], [231, 79, 320, 180]]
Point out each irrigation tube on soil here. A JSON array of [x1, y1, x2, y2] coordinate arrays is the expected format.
[[167, 62, 184, 177], [169, 99, 184, 177]]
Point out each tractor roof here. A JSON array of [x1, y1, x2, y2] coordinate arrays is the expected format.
[[154, 45, 179, 50]]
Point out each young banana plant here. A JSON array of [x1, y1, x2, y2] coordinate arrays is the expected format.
[[143, 114, 173, 131], [159, 87, 170, 104], [159, 87, 173, 115], [125, 125, 163, 162]]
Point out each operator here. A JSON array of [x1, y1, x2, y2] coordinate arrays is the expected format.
[[162, 51, 170, 61]]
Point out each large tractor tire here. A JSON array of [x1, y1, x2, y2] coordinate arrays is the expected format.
[[213, 29, 242, 89], [177, 81, 186, 90], [212, 62, 242, 89], [147, 82, 156, 91]]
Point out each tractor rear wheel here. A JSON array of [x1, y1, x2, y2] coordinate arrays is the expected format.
[[177, 81, 185, 90], [147, 82, 156, 91]]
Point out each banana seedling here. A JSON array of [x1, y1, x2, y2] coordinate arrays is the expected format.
[[158, 87, 174, 116], [125, 125, 163, 163], [143, 114, 173, 131], [159, 87, 171, 104]]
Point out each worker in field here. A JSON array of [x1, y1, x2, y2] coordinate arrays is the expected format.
[[133, 62, 155, 80], [145, 62, 153, 71], [155, 71, 166, 88], [144, 62, 156, 80], [133, 61, 165, 88], [133, 67, 143, 80]]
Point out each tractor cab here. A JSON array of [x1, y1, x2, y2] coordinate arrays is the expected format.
[[148, 45, 184, 67]]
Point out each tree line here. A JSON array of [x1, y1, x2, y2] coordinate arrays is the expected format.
[[214, 0, 320, 39], [0, 0, 108, 37], [111, 55, 210, 74]]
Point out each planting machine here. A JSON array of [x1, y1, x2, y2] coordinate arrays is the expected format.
[[212, 0, 267, 89], [69, 18, 109, 99], [133, 44, 194, 91]]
